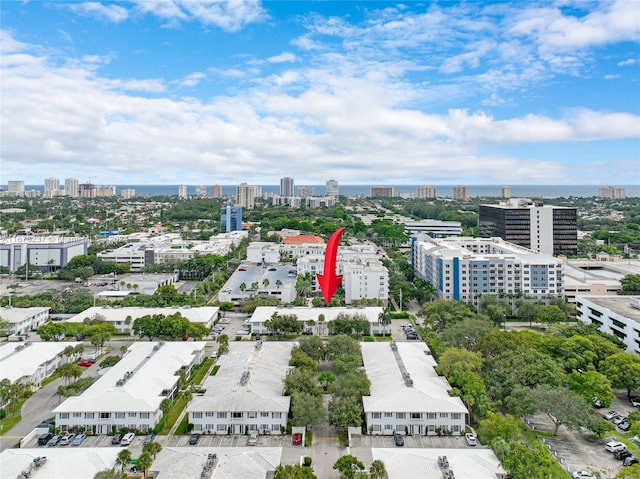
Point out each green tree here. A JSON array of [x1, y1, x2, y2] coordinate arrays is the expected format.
[[38, 322, 67, 341], [536, 305, 566, 327], [333, 455, 365, 479], [567, 370, 614, 407], [328, 396, 362, 429], [284, 368, 321, 397], [619, 274, 640, 295], [273, 464, 318, 479], [477, 412, 522, 444], [298, 336, 325, 361], [57, 362, 83, 385], [318, 371, 336, 392], [436, 348, 483, 377], [369, 459, 387, 479], [331, 370, 371, 398], [142, 441, 162, 459], [136, 452, 153, 478], [378, 307, 392, 336], [217, 334, 230, 355], [116, 449, 131, 475], [525, 385, 592, 436], [614, 463, 640, 478], [420, 299, 476, 332], [132, 315, 162, 340], [291, 391, 325, 428], [515, 300, 539, 327], [290, 348, 319, 371], [325, 335, 360, 361], [601, 353, 640, 397], [439, 317, 495, 350]]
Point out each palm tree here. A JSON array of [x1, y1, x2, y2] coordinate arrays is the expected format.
[[318, 314, 325, 337], [239, 282, 247, 294], [262, 278, 270, 290], [275, 279, 282, 289], [142, 441, 162, 459], [136, 452, 153, 478], [378, 308, 392, 337], [116, 448, 131, 474], [369, 459, 387, 479]]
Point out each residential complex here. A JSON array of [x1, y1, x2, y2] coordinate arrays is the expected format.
[[598, 186, 625, 199], [0, 341, 79, 387], [452, 185, 468, 200], [209, 184, 222, 197], [370, 186, 394, 197], [362, 342, 468, 436], [64, 177, 79, 197], [479, 198, 578, 256], [411, 235, 564, 307], [0, 307, 50, 336], [54, 341, 206, 434], [7, 181, 25, 196], [500, 186, 511, 199], [280, 177, 294, 197], [325, 179, 339, 197], [187, 341, 292, 435], [416, 186, 436, 199], [236, 183, 261, 209], [178, 185, 188, 198], [576, 295, 640, 354]]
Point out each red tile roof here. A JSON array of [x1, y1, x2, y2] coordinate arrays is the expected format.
[[282, 234, 325, 244]]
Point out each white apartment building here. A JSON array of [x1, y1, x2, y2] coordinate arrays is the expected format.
[[120, 188, 136, 199], [178, 185, 188, 198], [248, 306, 387, 336], [64, 178, 79, 197], [416, 186, 436, 199], [54, 341, 206, 434], [7, 181, 25, 196], [187, 342, 292, 435], [452, 185, 468, 200], [0, 341, 79, 387], [500, 186, 512, 198], [412, 235, 564, 307], [362, 342, 468, 436], [280, 177, 294, 197], [0, 307, 50, 335], [326, 179, 339, 197], [236, 183, 261, 209], [44, 178, 60, 198], [576, 295, 640, 354], [97, 242, 148, 271], [598, 186, 625, 199], [306, 196, 336, 208], [67, 306, 218, 334], [404, 220, 462, 237]]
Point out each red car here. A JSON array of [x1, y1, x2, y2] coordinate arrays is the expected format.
[[292, 433, 302, 445], [77, 360, 93, 367]]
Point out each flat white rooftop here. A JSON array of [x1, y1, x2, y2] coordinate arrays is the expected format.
[[0, 447, 120, 479], [362, 342, 467, 414], [578, 295, 640, 323], [0, 341, 79, 383], [67, 306, 219, 326], [151, 447, 281, 479], [54, 341, 206, 413], [188, 341, 292, 413], [249, 306, 384, 324], [372, 448, 506, 479], [0, 306, 49, 324]]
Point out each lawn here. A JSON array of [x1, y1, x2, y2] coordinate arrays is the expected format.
[[159, 397, 189, 435], [0, 397, 29, 435], [189, 358, 213, 385]]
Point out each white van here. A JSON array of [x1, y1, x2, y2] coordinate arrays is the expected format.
[[120, 432, 135, 446]]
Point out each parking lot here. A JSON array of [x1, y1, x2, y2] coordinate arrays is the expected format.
[[349, 433, 471, 449]]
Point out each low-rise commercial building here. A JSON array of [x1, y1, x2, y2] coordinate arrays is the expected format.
[[0, 341, 79, 387], [54, 341, 206, 434], [576, 295, 640, 354], [0, 235, 88, 273], [66, 306, 219, 334], [362, 342, 468, 436], [187, 342, 292, 435]]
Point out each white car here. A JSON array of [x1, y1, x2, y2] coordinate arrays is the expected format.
[[602, 410, 617, 420], [464, 433, 477, 446], [247, 433, 258, 446], [605, 440, 626, 453], [572, 471, 596, 479]]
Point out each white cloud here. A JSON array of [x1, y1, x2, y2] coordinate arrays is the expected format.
[[179, 72, 206, 87], [68, 2, 128, 23], [267, 52, 296, 64], [604, 74, 619, 79], [617, 58, 637, 66]]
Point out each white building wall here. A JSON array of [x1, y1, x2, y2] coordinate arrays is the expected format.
[[576, 296, 640, 354], [530, 207, 555, 256]]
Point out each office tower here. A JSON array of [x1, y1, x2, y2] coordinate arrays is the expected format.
[[64, 178, 79, 197], [370, 186, 394, 197], [500, 186, 512, 199], [297, 187, 314, 197], [210, 185, 222, 198], [178, 185, 188, 198], [326, 179, 339, 197], [598, 186, 625, 199], [120, 188, 136, 199], [236, 183, 260, 209], [417, 186, 436, 199], [44, 178, 60, 198], [7, 181, 24, 196], [479, 199, 577, 256], [452, 185, 468, 200], [220, 200, 243, 233], [280, 177, 294, 197]]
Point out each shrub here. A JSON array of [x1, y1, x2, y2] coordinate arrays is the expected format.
[[303, 456, 312, 467], [0, 409, 6, 420]]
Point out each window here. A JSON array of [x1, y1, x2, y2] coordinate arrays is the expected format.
[[85, 413, 94, 419], [217, 424, 226, 431], [372, 412, 381, 419], [248, 412, 257, 418], [261, 412, 269, 418], [232, 412, 242, 419], [411, 412, 421, 419], [60, 413, 69, 419], [451, 413, 461, 420], [439, 413, 449, 418], [384, 412, 393, 418], [372, 425, 381, 431], [427, 413, 436, 419], [217, 412, 227, 419], [272, 412, 282, 419], [193, 412, 203, 419], [384, 424, 393, 430], [140, 412, 150, 419], [72, 413, 82, 418], [206, 412, 214, 417], [128, 412, 137, 417]]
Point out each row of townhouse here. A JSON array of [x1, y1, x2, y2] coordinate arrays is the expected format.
[[412, 235, 564, 308], [0, 341, 79, 388]]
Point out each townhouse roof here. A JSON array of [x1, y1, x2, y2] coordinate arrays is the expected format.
[[66, 306, 218, 325], [249, 306, 384, 324], [0, 341, 79, 383]]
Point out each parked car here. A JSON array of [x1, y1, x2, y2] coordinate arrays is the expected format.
[[613, 416, 626, 426], [614, 449, 633, 460], [630, 396, 640, 407], [592, 397, 604, 408], [394, 433, 404, 447], [603, 410, 618, 420], [143, 433, 156, 445], [111, 433, 124, 445], [77, 360, 93, 367], [464, 433, 477, 446], [619, 421, 632, 431], [37, 433, 53, 446], [71, 433, 87, 446], [605, 440, 626, 453], [624, 457, 639, 467], [572, 471, 596, 479], [120, 432, 135, 446], [47, 435, 62, 447], [59, 433, 75, 446], [189, 433, 201, 445], [247, 433, 258, 446], [292, 433, 302, 445]]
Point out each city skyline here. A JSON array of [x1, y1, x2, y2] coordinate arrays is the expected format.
[[1, 1, 638, 185]]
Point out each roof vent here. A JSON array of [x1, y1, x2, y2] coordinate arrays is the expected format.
[[240, 370, 251, 386]]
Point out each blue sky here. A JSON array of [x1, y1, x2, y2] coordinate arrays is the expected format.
[[1, 0, 638, 186]]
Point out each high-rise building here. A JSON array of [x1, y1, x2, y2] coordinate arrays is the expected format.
[[370, 186, 394, 197], [326, 179, 339, 197], [44, 178, 60, 198], [236, 183, 261, 209], [121, 188, 136, 199], [95, 185, 116, 197], [598, 186, 625, 199], [479, 198, 577, 256], [178, 185, 188, 198], [417, 186, 436, 199], [64, 178, 79, 198], [79, 183, 96, 198], [210, 185, 222, 198], [297, 187, 314, 197], [280, 177, 295, 197], [220, 200, 243, 233], [452, 185, 468, 200], [500, 186, 512, 199], [7, 181, 24, 196], [195, 185, 207, 197]]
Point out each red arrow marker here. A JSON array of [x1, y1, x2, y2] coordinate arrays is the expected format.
[[316, 227, 345, 304]]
